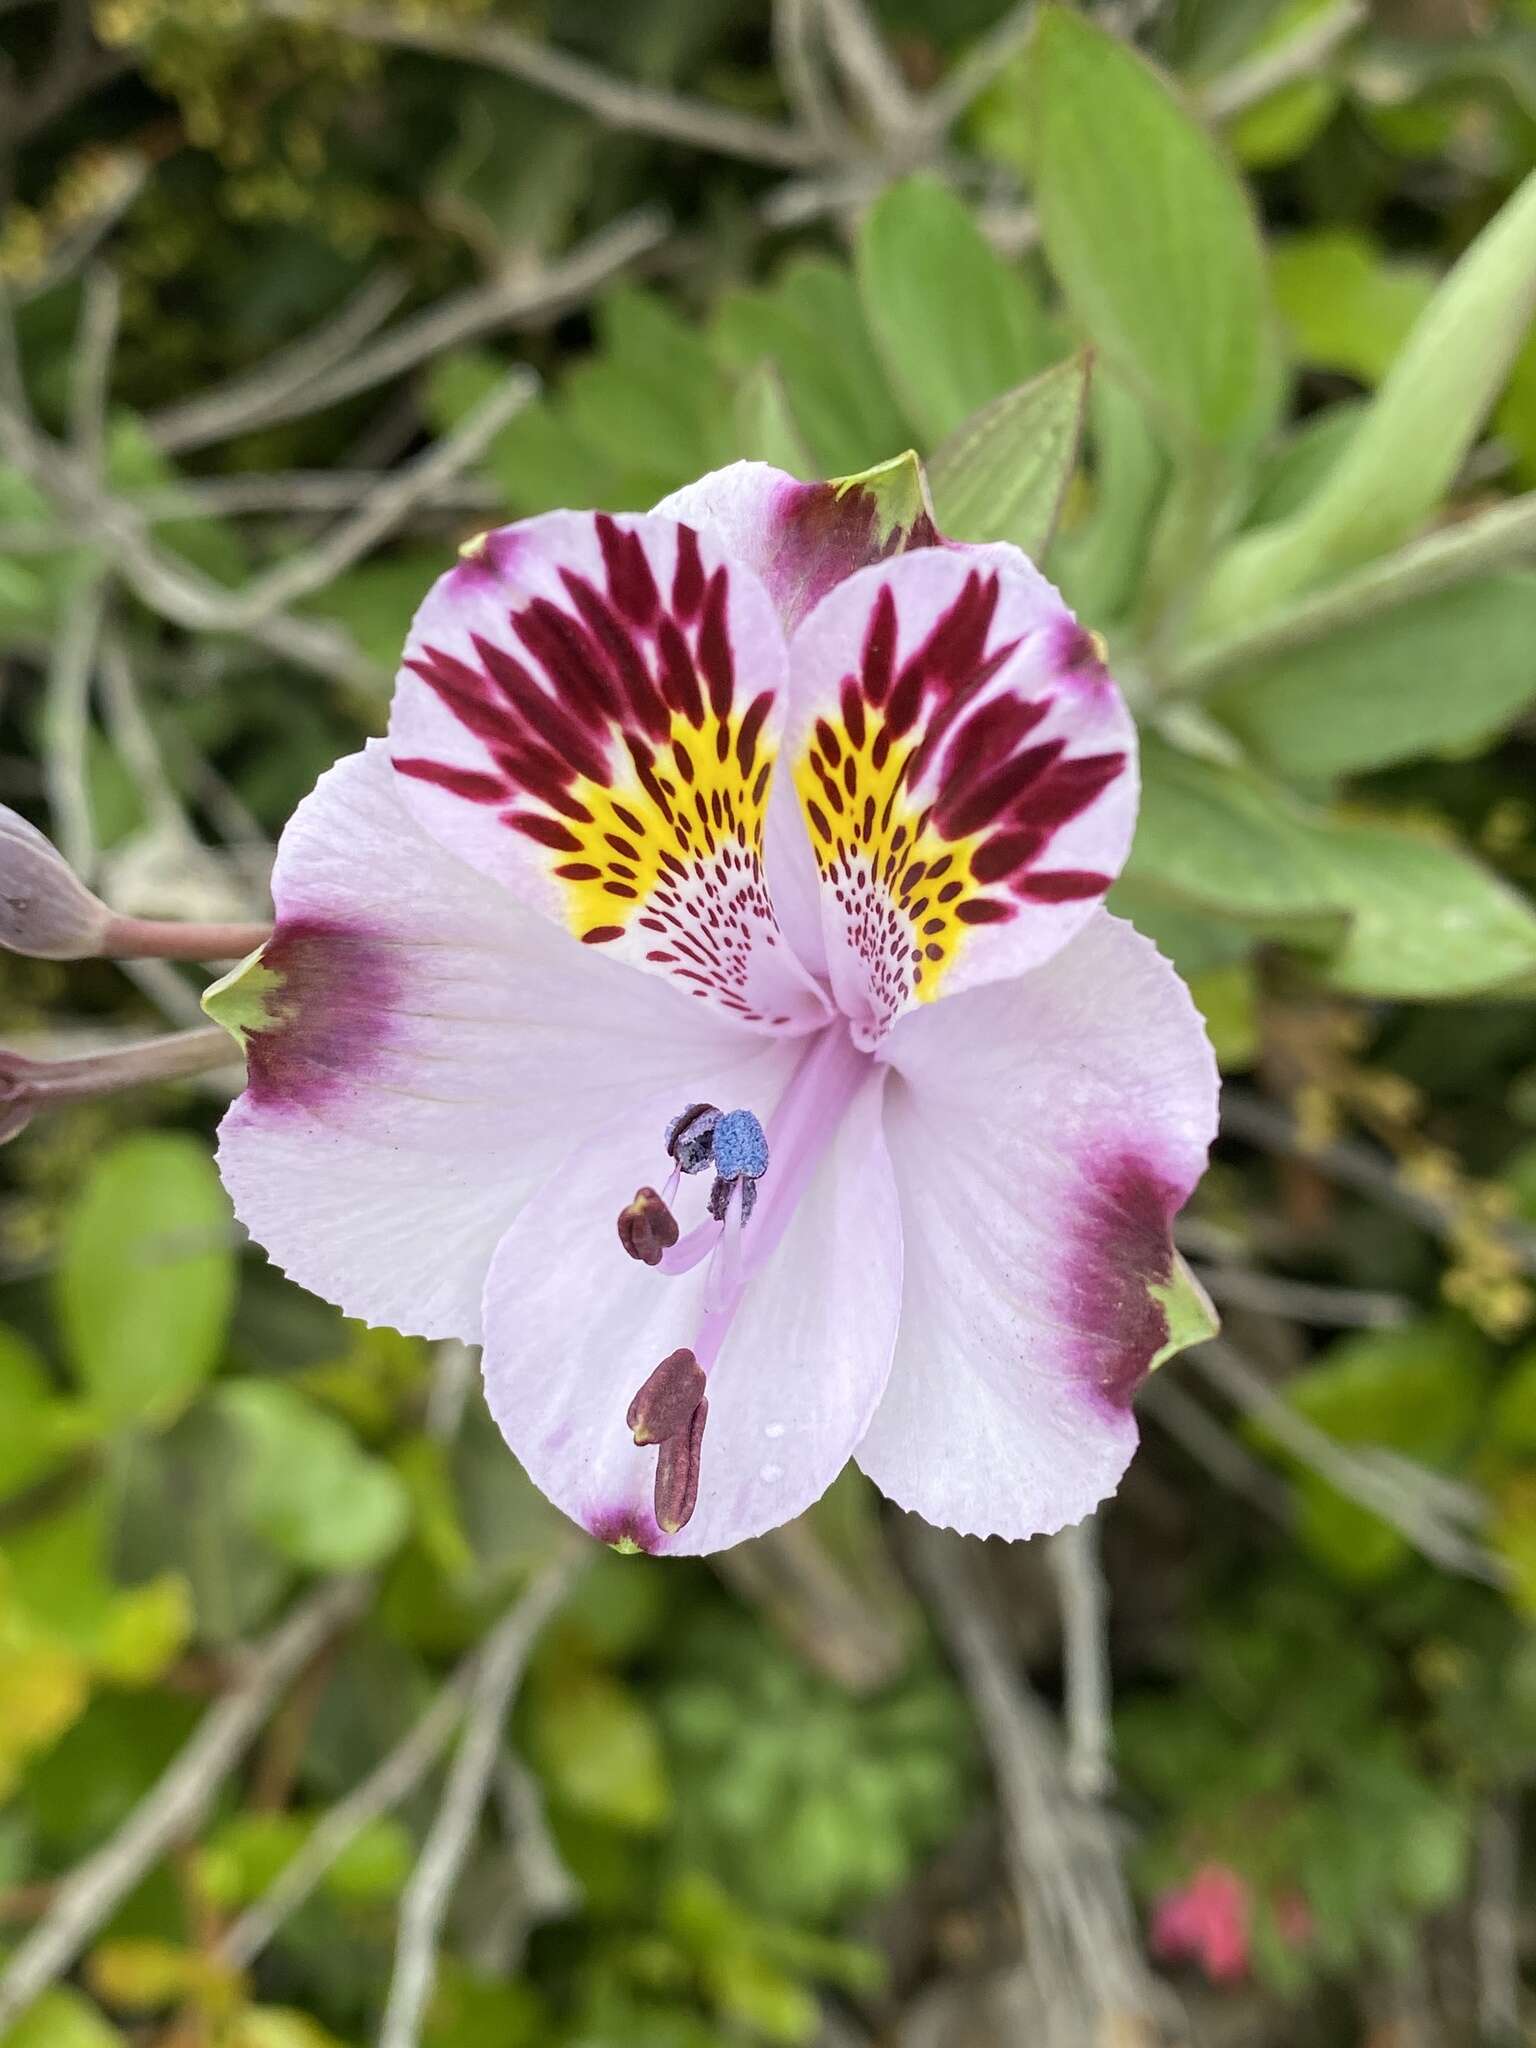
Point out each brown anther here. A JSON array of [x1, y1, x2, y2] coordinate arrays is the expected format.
[[654, 1395, 707, 1534], [626, 1348, 705, 1446], [616, 1185, 680, 1266]]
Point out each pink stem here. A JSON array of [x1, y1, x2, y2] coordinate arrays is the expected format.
[[101, 914, 272, 962], [1, 1026, 238, 1142]]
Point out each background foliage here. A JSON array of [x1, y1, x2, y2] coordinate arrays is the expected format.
[[5, 0, 1536, 2041]]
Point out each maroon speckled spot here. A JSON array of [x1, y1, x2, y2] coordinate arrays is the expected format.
[[1064, 1151, 1184, 1411], [242, 917, 400, 1114]]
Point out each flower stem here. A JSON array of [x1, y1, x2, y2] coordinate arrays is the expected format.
[[0, 1025, 239, 1142], [101, 915, 273, 962]]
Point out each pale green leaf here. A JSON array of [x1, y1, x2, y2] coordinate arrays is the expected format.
[[927, 353, 1090, 559], [731, 360, 815, 475], [215, 1381, 410, 1572], [1199, 169, 1536, 630], [855, 174, 1051, 444], [1309, 817, 1536, 1000], [1030, 6, 1281, 448], [55, 1133, 236, 1429], [1212, 573, 1536, 777]]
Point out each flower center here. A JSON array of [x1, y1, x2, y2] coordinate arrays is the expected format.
[[613, 1023, 872, 1534]]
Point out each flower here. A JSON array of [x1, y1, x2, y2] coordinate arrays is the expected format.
[[1150, 1864, 1251, 1983], [212, 458, 1218, 1555]]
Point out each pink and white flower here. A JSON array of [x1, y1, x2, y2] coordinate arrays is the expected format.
[[214, 460, 1218, 1555]]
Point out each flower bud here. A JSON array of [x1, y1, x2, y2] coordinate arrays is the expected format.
[[0, 806, 112, 960]]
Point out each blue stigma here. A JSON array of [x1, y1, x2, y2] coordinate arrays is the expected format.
[[711, 1108, 769, 1181]]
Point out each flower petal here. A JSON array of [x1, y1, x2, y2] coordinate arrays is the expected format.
[[480, 1060, 902, 1555], [855, 912, 1218, 1539], [787, 546, 1137, 1042], [654, 458, 941, 634], [217, 742, 792, 1343], [388, 510, 830, 1032]]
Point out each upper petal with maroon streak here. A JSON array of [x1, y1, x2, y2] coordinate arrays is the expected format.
[[785, 548, 1138, 1042], [655, 460, 942, 636], [388, 510, 829, 1034]]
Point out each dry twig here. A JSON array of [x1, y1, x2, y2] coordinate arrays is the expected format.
[[377, 1546, 586, 2048]]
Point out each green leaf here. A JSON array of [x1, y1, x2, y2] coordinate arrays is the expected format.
[[1493, 1347, 1536, 1450], [0, 1325, 96, 1499], [1030, 6, 1280, 448], [731, 361, 815, 475], [1278, 1316, 1488, 1464], [55, 1133, 236, 1430], [854, 174, 1051, 444], [1310, 817, 1536, 1000], [712, 258, 909, 476], [1270, 229, 1435, 386], [927, 353, 1089, 559], [1199, 169, 1536, 630], [1122, 735, 1343, 935], [0, 1989, 125, 2048], [1051, 370, 1167, 621], [214, 1380, 410, 1572], [1149, 1254, 1220, 1370], [1211, 574, 1536, 777], [530, 1663, 670, 1832]]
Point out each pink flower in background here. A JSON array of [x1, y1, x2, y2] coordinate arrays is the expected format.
[[1151, 1864, 1252, 1983], [214, 459, 1218, 1554]]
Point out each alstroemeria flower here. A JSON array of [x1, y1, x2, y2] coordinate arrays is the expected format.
[[215, 459, 1217, 1555]]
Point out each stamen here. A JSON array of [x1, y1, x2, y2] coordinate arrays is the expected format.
[[616, 1185, 680, 1266], [626, 1347, 706, 1445], [664, 1102, 720, 1175], [654, 1395, 708, 1534], [706, 1107, 769, 1225]]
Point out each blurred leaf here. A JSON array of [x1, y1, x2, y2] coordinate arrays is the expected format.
[[86, 1937, 239, 2017], [1212, 574, 1536, 777], [1199, 170, 1536, 629], [1244, 400, 1364, 528], [1052, 370, 1167, 620], [1270, 230, 1435, 386], [712, 258, 909, 475], [1030, 6, 1281, 447], [0, 1325, 96, 1499], [1188, 960, 1259, 1070], [55, 1132, 236, 1431], [855, 174, 1052, 443], [1275, 1317, 1488, 1464], [214, 1380, 410, 1572], [0, 1990, 125, 2048], [927, 353, 1089, 558], [730, 362, 815, 476], [1493, 1348, 1536, 1450], [198, 1809, 410, 1909], [227, 2011, 352, 2048], [530, 1663, 670, 1833], [1310, 817, 1536, 999], [1123, 736, 1342, 934], [424, 1966, 546, 2048]]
